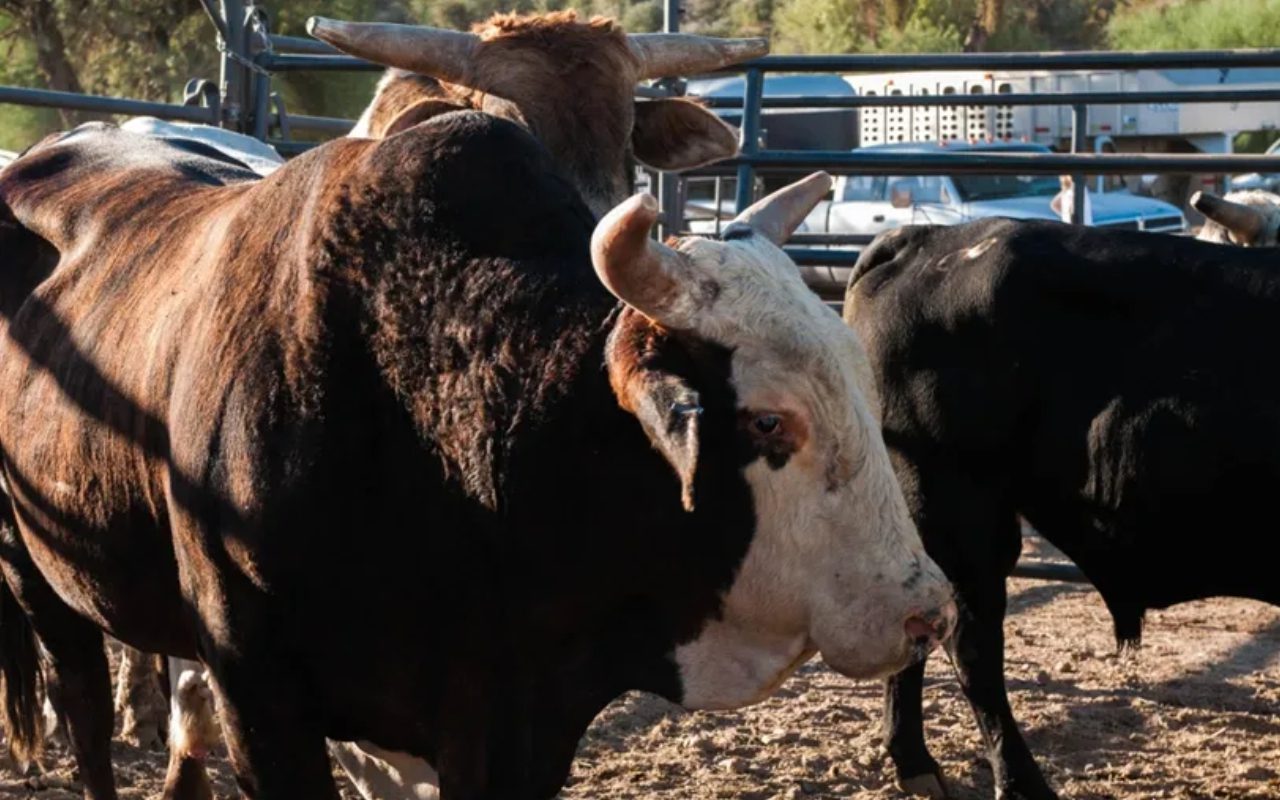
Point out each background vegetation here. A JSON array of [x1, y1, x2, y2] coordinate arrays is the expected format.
[[2, 0, 1280, 151]]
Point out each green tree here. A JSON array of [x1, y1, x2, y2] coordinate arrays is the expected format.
[[1108, 0, 1280, 49]]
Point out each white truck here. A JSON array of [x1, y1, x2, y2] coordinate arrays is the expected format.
[[785, 140, 1186, 296]]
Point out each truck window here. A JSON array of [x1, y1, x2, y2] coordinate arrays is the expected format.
[[887, 175, 946, 203], [842, 175, 886, 201]]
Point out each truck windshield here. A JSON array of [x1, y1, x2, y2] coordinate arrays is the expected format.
[[952, 174, 1061, 201]]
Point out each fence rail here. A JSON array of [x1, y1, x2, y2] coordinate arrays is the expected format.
[[0, 85, 217, 124]]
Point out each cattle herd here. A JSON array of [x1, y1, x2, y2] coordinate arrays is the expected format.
[[0, 9, 1277, 800]]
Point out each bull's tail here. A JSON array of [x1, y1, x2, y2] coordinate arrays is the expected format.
[[0, 568, 44, 767]]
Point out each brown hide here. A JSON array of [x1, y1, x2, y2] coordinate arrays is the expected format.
[[0, 128, 358, 653]]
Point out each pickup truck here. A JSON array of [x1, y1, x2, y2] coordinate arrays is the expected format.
[[805, 141, 1186, 233], [786, 140, 1187, 294]]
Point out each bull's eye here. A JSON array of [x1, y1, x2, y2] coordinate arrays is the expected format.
[[752, 414, 782, 436]]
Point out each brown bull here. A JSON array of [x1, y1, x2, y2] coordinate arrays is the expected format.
[[0, 107, 953, 800], [100, 11, 770, 793], [318, 10, 766, 217]]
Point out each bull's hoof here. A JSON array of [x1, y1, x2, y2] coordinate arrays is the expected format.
[[898, 771, 949, 799]]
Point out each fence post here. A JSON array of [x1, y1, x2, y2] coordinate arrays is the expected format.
[[219, 0, 248, 131], [735, 67, 764, 214], [655, 0, 682, 239], [1070, 102, 1087, 225], [248, 6, 272, 140]]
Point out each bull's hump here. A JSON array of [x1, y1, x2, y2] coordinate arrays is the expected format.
[[344, 110, 594, 258]]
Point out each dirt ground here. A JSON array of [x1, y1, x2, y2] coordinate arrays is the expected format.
[[4, 538, 1278, 799]]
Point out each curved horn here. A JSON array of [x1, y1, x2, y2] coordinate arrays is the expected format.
[[1191, 190, 1267, 243], [628, 34, 768, 80], [592, 193, 698, 326], [729, 171, 833, 246], [307, 17, 479, 86]]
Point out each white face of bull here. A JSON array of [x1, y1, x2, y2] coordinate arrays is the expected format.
[[592, 174, 956, 709]]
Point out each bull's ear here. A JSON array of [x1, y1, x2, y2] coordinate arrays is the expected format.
[[632, 98, 738, 172], [383, 99, 469, 137], [607, 310, 703, 512]]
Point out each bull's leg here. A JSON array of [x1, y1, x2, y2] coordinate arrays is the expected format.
[[161, 667, 219, 800], [1, 521, 118, 800], [883, 658, 948, 799], [113, 643, 167, 750], [203, 661, 340, 800], [35, 617, 118, 800], [950, 580, 1058, 800]]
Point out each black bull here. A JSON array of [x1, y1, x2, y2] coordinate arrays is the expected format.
[[845, 218, 1280, 800]]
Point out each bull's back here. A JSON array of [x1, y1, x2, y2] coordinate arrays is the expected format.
[[847, 219, 1280, 606], [0, 127, 334, 650]]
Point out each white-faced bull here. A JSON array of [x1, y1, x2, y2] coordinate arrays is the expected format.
[[0, 107, 952, 799], [1192, 189, 1280, 247]]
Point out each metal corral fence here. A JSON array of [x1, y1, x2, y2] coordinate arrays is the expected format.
[[7, 1, 1280, 584]]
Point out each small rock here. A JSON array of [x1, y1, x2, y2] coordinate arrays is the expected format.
[[719, 757, 750, 774], [1056, 659, 1076, 674], [761, 728, 799, 745], [1034, 669, 1051, 685]]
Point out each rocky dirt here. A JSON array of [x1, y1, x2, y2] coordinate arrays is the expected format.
[[4, 539, 1278, 799]]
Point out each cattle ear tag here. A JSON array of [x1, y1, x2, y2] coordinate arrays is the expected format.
[[630, 376, 703, 513]]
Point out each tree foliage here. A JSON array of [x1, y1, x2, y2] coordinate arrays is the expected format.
[[1107, 0, 1280, 50], [0, 0, 1275, 152]]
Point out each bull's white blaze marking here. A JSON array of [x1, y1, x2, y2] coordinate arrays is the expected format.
[[965, 237, 997, 260], [668, 232, 953, 709]]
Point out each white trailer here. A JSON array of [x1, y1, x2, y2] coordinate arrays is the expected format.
[[845, 67, 1280, 150], [844, 67, 1280, 211]]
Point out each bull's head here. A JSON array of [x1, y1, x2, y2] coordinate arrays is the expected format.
[[1193, 190, 1280, 247], [308, 12, 764, 218], [592, 174, 957, 704]]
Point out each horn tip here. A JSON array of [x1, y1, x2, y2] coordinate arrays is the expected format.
[[741, 37, 769, 57], [1189, 190, 1210, 212], [305, 16, 330, 39], [808, 171, 834, 193]]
